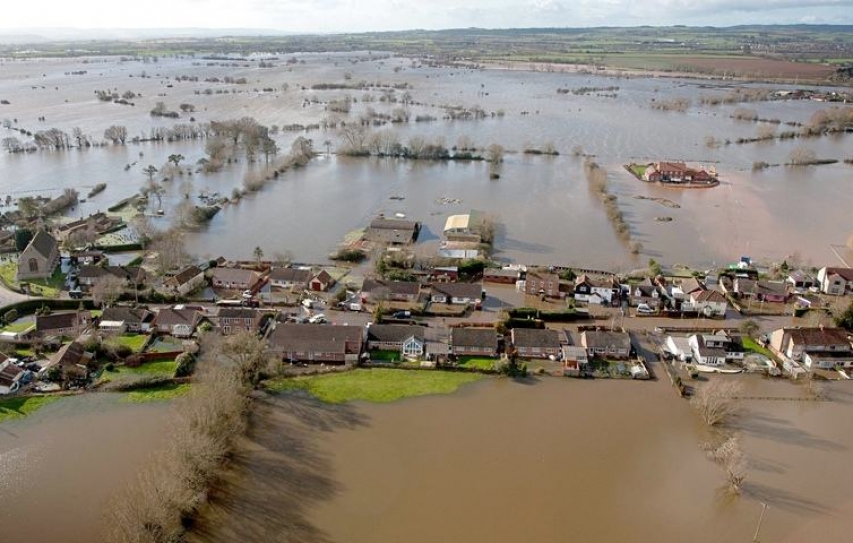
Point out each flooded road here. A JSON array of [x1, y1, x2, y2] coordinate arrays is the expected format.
[[185, 376, 853, 543]]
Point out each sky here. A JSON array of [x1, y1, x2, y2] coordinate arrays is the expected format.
[[1, 0, 852, 34]]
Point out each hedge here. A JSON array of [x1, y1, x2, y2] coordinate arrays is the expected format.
[[0, 299, 96, 322]]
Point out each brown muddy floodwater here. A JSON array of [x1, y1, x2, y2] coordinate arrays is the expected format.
[[185, 376, 853, 543], [0, 394, 172, 543]]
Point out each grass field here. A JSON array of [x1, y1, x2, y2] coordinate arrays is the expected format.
[[113, 334, 149, 353], [122, 383, 191, 403], [743, 337, 775, 359], [0, 262, 64, 298], [99, 360, 178, 383], [457, 356, 498, 371], [0, 395, 62, 422], [0, 321, 35, 334], [266, 368, 485, 404]]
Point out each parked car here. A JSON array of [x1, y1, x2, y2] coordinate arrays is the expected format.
[[308, 313, 327, 324], [392, 310, 412, 319], [636, 304, 655, 315]]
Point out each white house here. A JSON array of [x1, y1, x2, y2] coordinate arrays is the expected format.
[[430, 282, 483, 305], [817, 267, 853, 296], [687, 290, 728, 317], [688, 333, 744, 366]]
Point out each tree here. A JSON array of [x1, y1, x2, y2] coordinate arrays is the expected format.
[[648, 258, 662, 277], [168, 154, 185, 168], [218, 331, 271, 385], [690, 379, 743, 426], [253, 246, 264, 266], [323, 139, 332, 156], [706, 435, 747, 496], [788, 145, 817, 166], [104, 125, 128, 145], [141, 178, 165, 210], [16, 197, 40, 219], [151, 229, 190, 275], [142, 164, 158, 182], [835, 300, 853, 331], [14, 229, 33, 252], [739, 319, 760, 338], [131, 214, 154, 248], [92, 275, 126, 307]]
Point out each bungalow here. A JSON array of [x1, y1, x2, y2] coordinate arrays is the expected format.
[[428, 266, 458, 283], [211, 267, 263, 292], [361, 279, 421, 303], [0, 357, 25, 394], [525, 270, 561, 298], [665, 336, 693, 362], [574, 275, 619, 304], [165, 265, 206, 297], [688, 333, 744, 366], [687, 289, 728, 317], [100, 306, 154, 333], [77, 265, 146, 290], [152, 307, 201, 338], [450, 327, 499, 357], [309, 270, 335, 292], [817, 267, 853, 296], [430, 282, 483, 305], [364, 217, 420, 245], [268, 267, 312, 291], [580, 330, 631, 359], [484, 267, 520, 285], [50, 341, 95, 381], [643, 162, 716, 185], [35, 311, 91, 339], [366, 324, 426, 359], [769, 327, 853, 369], [17, 230, 60, 281], [734, 278, 789, 303], [443, 211, 484, 242], [786, 271, 816, 292], [211, 307, 264, 335], [511, 328, 561, 358], [672, 277, 705, 300], [268, 323, 363, 364], [561, 345, 589, 377]]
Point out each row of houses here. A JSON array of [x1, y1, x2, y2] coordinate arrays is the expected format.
[[360, 278, 484, 306]]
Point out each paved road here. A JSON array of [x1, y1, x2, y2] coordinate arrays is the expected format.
[[0, 283, 28, 310]]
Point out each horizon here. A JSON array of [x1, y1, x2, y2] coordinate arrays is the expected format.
[[1, 0, 852, 37]]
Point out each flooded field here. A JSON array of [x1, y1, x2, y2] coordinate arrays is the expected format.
[[2, 53, 852, 267], [182, 376, 853, 543], [0, 394, 172, 543]]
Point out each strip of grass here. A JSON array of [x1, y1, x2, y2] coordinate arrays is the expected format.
[[370, 350, 403, 362], [266, 368, 485, 404], [101, 359, 178, 381], [0, 395, 62, 422], [122, 383, 191, 403], [743, 337, 774, 358], [1, 321, 35, 334], [457, 356, 498, 371], [113, 334, 149, 352]]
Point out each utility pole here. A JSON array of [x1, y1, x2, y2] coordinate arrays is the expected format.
[[753, 502, 768, 542]]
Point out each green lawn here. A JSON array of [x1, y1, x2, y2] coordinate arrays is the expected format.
[[457, 356, 498, 371], [0, 395, 62, 422], [100, 359, 178, 382], [122, 383, 191, 403], [743, 337, 774, 359], [113, 334, 149, 353], [628, 163, 648, 178], [1, 321, 35, 334], [370, 350, 403, 362], [266, 368, 485, 404]]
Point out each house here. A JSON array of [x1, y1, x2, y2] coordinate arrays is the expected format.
[[211, 267, 263, 291], [580, 331, 631, 359], [511, 328, 561, 358], [687, 290, 728, 317], [574, 275, 619, 304], [769, 327, 853, 369], [672, 277, 705, 300], [786, 271, 816, 291], [56, 212, 122, 240], [443, 211, 484, 242], [100, 306, 154, 333], [630, 278, 662, 308], [361, 279, 420, 303], [484, 268, 520, 284], [643, 162, 716, 185], [35, 311, 91, 339], [364, 217, 420, 245], [50, 341, 96, 381], [16, 230, 60, 281], [152, 307, 201, 338], [525, 271, 561, 298], [734, 278, 789, 303], [165, 265, 206, 297], [450, 327, 498, 357], [0, 358, 25, 394], [688, 333, 744, 366], [430, 282, 483, 305], [665, 336, 693, 362], [309, 270, 334, 292], [438, 241, 483, 260], [76, 265, 146, 290], [817, 267, 853, 296], [428, 266, 459, 283], [268, 267, 312, 291], [561, 345, 589, 376], [366, 324, 426, 359], [268, 323, 363, 364], [211, 307, 264, 335]]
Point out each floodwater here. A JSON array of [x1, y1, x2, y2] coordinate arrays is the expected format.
[[2, 53, 852, 267], [0, 394, 172, 543], [184, 376, 853, 543]]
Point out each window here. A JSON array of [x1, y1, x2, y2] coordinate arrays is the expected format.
[[28, 258, 39, 273]]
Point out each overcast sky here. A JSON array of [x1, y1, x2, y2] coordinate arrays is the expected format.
[[1, 0, 852, 33]]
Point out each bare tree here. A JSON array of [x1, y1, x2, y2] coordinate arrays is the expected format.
[[705, 434, 747, 496], [788, 146, 817, 166], [103, 125, 128, 145], [690, 379, 743, 426], [131, 214, 154, 248], [92, 275, 126, 307], [151, 229, 190, 275]]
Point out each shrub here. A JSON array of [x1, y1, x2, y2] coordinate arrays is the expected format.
[[174, 353, 196, 378]]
